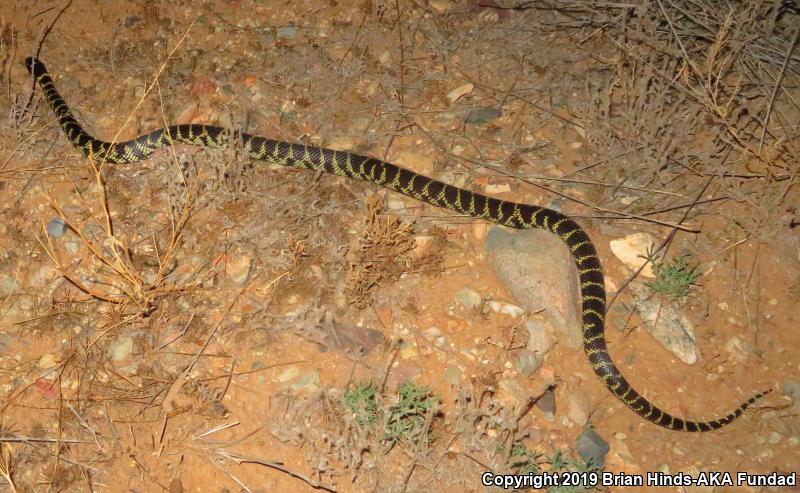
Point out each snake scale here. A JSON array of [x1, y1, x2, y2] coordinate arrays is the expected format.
[[25, 56, 770, 432]]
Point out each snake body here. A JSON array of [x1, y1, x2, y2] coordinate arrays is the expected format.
[[25, 56, 770, 432]]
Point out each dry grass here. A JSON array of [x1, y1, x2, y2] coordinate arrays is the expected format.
[[557, 0, 799, 239]]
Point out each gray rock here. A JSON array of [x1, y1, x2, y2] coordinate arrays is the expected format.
[[576, 426, 609, 468], [536, 387, 556, 415], [46, 217, 66, 238], [485, 227, 582, 349], [277, 26, 297, 40], [455, 287, 482, 310], [525, 318, 556, 356], [509, 349, 541, 377], [783, 380, 800, 412], [630, 284, 699, 365], [466, 107, 501, 125]]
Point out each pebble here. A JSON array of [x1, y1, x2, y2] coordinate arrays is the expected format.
[[455, 287, 481, 310], [609, 232, 656, 278], [64, 239, 81, 256], [536, 387, 556, 415], [446, 83, 473, 103], [277, 366, 300, 383], [226, 255, 252, 286], [400, 343, 419, 360], [724, 335, 752, 364], [487, 300, 524, 318], [37, 352, 59, 369], [46, 217, 67, 238], [107, 336, 134, 362], [423, 326, 447, 348], [782, 379, 800, 412], [509, 349, 541, 377], [276, 26, 297, 40], [575, 426, 609, 468], [525, 318, 556, 356], [292, 370, 320, 393], [466, 107, 501, 125], [566, 389, 590, 427]]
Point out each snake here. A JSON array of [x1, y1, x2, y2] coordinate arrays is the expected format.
[[25, 56, 771, 432]]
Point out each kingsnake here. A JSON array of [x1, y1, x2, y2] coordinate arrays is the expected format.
[[25, 56, 770, 432]]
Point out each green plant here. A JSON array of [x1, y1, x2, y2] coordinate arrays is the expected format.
[[383, 382, 439, 447], [509, 441, 543, 475], [642, 247, 700, 300], [344, 382, 379, 427], [548, 449, 599, 493]]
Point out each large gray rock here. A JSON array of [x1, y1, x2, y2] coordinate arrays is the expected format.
[[485, 227, 583, 349]]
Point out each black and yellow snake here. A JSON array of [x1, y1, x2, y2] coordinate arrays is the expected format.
[[25, 56, 770, 432]]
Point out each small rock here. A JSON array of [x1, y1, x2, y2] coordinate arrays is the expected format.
[[630, 284, 699, 365], [400, 343, 418, 360], [64, 239, 81, 256], [276, 26, 297, 40], [446, 83, 473, 103], [423, 326, 447, 348], [575, 426, 609, 468], [566, 389, 590, 427], [509, 349, 541, 377], [226, 255, 252, 286], [487, 300, 525, 318], [724, 335, 753, 364], [536, 387, 556, 415], [46, 217, 67, 238], [276, 366, 300, 383], [783, 380, 800, 412], [107, 336, 134, 362], [386, 197, 407, 211], [484, 183, 511, 195], [124, 15, 143, 28], [292, 370, 320, 393], [466, 107, 501, 125], [525, 318, 556, 356], [609, 232, 656, 278], [38, 352, 59, 369], [455, 287, 481, 310]]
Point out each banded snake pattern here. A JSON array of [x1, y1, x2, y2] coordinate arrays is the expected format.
[[25, 56, 770, 432]]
